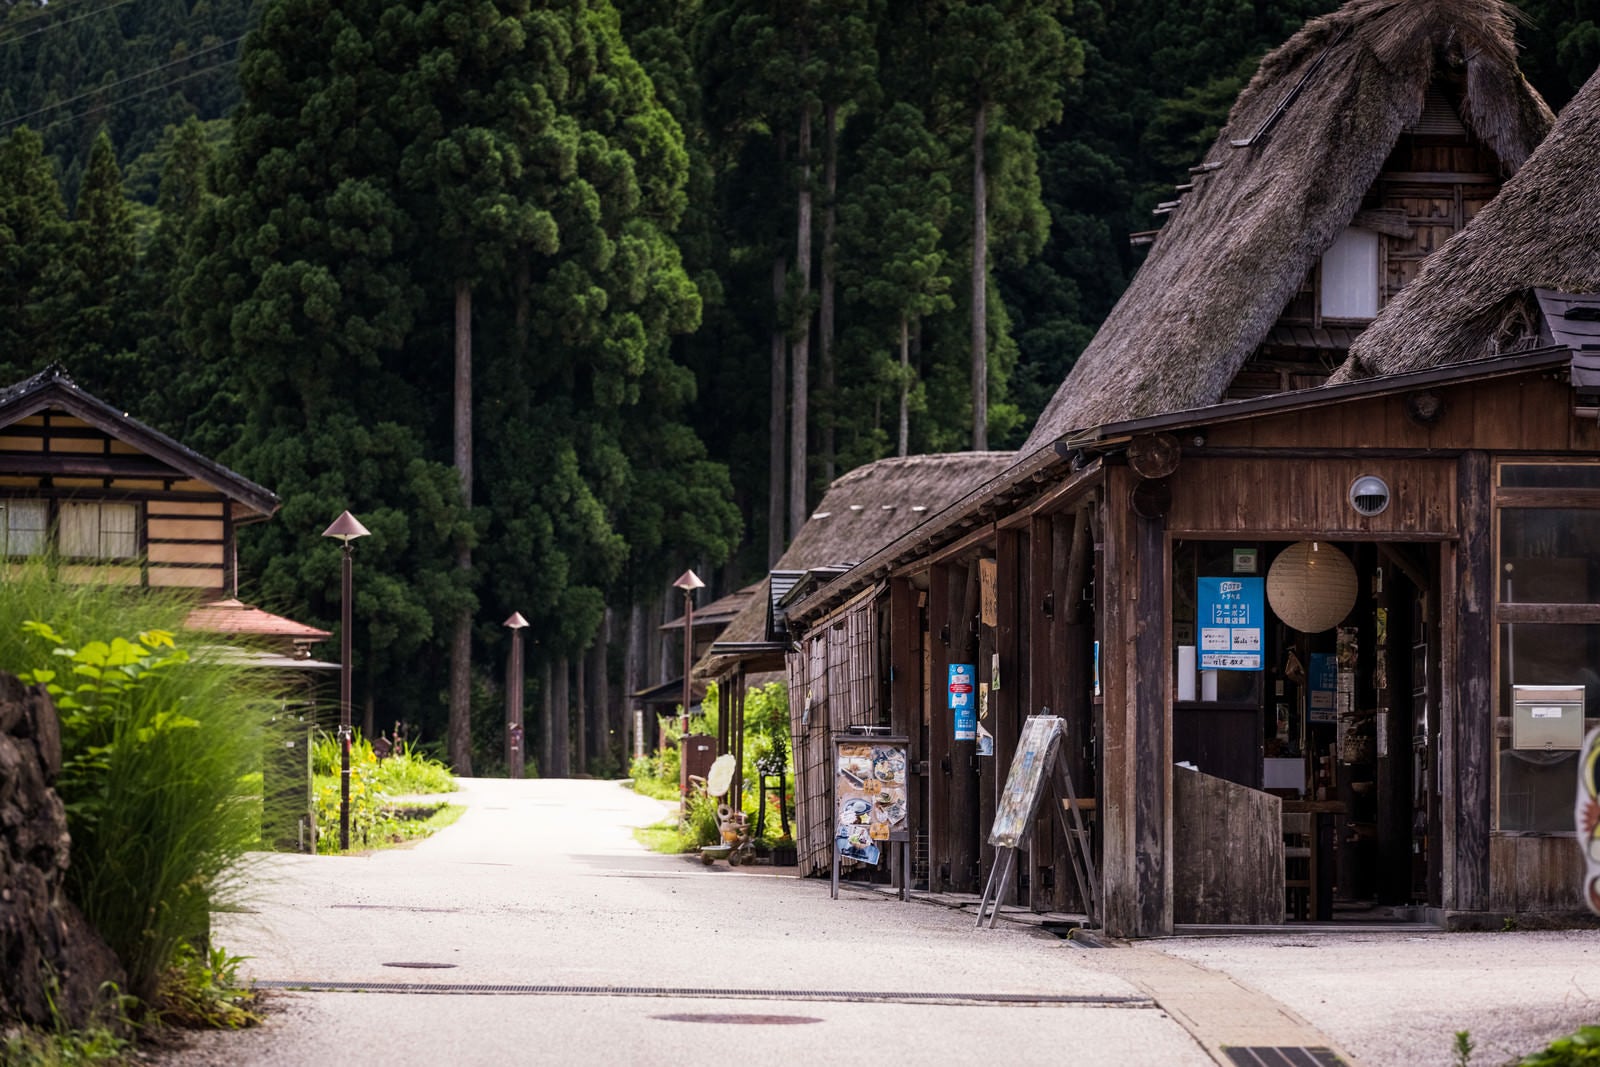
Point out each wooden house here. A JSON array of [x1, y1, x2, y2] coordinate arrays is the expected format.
[[773, 0, 1593, 936], [0, 364, 278, 592], [701, 452, 1014, 874]]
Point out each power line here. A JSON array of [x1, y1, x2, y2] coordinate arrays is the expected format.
[[32, 53, 243, 134], [0, 0, 146, 50], [0, 33, 246, 131]]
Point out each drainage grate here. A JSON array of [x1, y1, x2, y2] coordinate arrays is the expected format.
[[381, 962, 458, 970], [1224, 1048, 1346, 1067], [256, 980, 1152, 1008], [653, 1013, 821, 1025]]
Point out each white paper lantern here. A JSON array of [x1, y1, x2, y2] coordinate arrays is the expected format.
[[1267, 541, 1358, 633]]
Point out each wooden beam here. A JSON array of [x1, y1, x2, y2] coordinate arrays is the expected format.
[[1494, 487, 1600, 509], [1027, 514, 1056, 911], [1496, 603, 1600, 624], [1131, 492, 1171, 936], [1453, 451, 1492, 911], [996, 459, 1104, 529], [905, 519, 997, 573], [926, 563, 951, 893], [0, 454, 187, 479], [949, 562, 980, 891]]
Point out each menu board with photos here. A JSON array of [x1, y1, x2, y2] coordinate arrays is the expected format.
[[989, 716, 1066, 849], [834, 737, 909, 866]]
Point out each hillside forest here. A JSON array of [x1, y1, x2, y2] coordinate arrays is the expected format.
[[1, 0, 1595, 774]]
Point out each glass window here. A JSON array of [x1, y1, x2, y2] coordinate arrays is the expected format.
[[1, 500, 47, 556], [1498, 749, 1578, 831], [1500, 510, 1600, 602], [60, 502, 138, 559], [1499, 624, 1600, 718], [1321, 228, 1380, 319], [1500, 464, 1600, 489]]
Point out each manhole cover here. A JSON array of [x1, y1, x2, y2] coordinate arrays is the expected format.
[[653, 1014, 821, 1026], [382, 962, 458, 970]]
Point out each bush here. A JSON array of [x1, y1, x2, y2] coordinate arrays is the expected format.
[[3, 565, 278, 1008], [310, 731, 458, 850], [1522, 1026, 1600, 1066]]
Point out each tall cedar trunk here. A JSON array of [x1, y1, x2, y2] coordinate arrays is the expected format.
[[449, 279, 474, 775], [768, 133, 789, 566], [574, 645, 588, 774], [970, 102, 989, 452], [552, 655, 570, 777], [626, 600, 647, 760], [819, 102, 838, 483], [594, 609, 613, 772], [768, 248, 788, 565], [898, 313, 910, 457], [540, 660, 552, 778], [789, 99, 814, 539]]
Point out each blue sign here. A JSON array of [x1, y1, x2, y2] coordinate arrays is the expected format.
[[949, 663, 976, 740], [1308, 652, 1337, 722], [1197, 577, 1265, 671]]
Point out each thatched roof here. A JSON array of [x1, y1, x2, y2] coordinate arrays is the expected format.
[[1022, 0, 1551, 454], [701, 452, 1015, 668], [1337, 66, 1600, 379]]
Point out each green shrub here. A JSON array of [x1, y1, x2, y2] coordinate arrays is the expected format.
[[9, 577, 276, 1008], [1522, 1026, 1600, 1066], [684, 789, 721, 848], [375, 742, 455, 794]]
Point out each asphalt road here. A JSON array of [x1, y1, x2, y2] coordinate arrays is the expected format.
[[153, 778, 1599, 1066]]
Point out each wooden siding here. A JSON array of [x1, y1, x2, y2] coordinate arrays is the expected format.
[[1205, 373, 1600, 454], [1489, 835, 1587, 913], [1167, 456, 1458, 537], [1173, 767, 1284, 925]]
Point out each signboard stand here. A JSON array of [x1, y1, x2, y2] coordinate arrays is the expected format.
[[830, 733, 911, 901], [975, 714, 1099, 930]]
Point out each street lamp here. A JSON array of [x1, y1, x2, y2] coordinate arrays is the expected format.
[[322, 510, 370, 850], [672, 568, 704, 748], [503, 612, 529, 779]]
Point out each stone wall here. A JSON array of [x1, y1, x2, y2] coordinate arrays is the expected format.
[[0, 672, 124, 1029]]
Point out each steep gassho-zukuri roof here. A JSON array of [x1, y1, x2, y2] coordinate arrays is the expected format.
[[1021, 0, 1552, 455], [1337, 65, 1600, 378], [702, 452, 1016, 664]]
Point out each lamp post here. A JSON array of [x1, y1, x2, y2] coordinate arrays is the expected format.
[[322, 510, 370, 850], [672, 570, 704, 786], [504, 612, 529, 778]]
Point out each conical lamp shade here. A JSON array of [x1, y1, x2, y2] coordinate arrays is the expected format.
[[1266, 542, 1357, 633]]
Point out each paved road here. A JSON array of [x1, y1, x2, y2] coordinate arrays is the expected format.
[[156, 779, 1599, 1066]]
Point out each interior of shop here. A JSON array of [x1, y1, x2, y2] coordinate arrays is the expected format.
[[1172, 538, 1442, 922]]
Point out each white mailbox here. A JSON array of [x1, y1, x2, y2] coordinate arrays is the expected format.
[[1511, 685, 1585, 751]]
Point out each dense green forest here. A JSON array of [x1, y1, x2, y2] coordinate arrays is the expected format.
[[1, 0, 1595, 773]]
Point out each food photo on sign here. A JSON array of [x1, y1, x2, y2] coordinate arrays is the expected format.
[[835, 742, 908, 865]]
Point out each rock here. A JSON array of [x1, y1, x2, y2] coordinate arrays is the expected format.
[[0, 673, 125, 1031]]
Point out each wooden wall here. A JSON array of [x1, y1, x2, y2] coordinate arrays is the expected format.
[[0, 412, 234, 592], [1173, 767, 1284, 925], [1489, 836, 1588, 913]]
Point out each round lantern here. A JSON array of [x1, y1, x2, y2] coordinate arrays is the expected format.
[[1266, 541, 1358, 633]]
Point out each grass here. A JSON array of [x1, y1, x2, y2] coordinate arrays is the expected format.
[[629, 774, 681, 801], [1, 562, 279, 1009], [633, 820, 694, 854]]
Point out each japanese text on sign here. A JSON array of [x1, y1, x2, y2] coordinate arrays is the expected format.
[[1197, 577, 1264, 671]]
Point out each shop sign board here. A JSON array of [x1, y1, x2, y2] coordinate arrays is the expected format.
[[949, 663, 976, 740], [1197, 576, 1264, 670], [833, 737, 909, 868]]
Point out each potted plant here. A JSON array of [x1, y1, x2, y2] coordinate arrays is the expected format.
[[771, 835, 797, 867]]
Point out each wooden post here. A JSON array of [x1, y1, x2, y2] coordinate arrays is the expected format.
[[1060, 507, 1094, 914], [994, 531, 1022, 902], [1452, 451, 1492, 911], [949, 562, 980, 891], [927, 563, 951, 892], [1027, 515, 1056, 910]]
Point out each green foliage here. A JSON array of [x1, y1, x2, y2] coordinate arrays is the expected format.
[[155, 942, 261, 1031], [1455, 1030, 1475, 1067], [3, 566, 276, 1008], [1521, 1027, 1600, 1067], [310, 730, 459, 850], [683, 787, 721, 847]]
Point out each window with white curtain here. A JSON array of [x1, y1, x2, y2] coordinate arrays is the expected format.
[[1320, 227, 1380, 320], [1, 500, 48, 556], [60, 502, 138, 559]]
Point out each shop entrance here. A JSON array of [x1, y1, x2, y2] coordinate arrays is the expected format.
[[1172, 539, 1442, 921]]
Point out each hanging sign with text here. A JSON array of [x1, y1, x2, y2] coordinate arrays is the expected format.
[[949, 663, 976, 741], [1197, 577, 1265, 671]]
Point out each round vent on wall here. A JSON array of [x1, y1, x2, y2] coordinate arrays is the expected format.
[[1348, 475, 1390, 517], [1266, 541, 1358, 634]]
